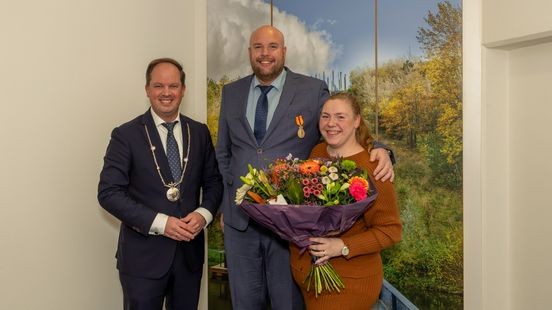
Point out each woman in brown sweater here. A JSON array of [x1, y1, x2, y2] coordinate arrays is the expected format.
[[289, 93, 402, 309]]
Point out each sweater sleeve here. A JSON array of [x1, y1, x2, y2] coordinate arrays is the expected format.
[[341, 153, 402, 258], [341, 175, 402, 258]]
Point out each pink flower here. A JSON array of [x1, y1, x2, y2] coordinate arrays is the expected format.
[[348, 177, 369, 201]]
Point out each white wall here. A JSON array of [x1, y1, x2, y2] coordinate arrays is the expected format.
[[508, 42, 552, 309], [0, 1, 207, 309], [465, 0, 552, 309], [482, 0, 552, 47]]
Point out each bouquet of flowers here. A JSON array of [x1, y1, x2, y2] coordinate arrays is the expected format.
[[235, 154, 378, 297]]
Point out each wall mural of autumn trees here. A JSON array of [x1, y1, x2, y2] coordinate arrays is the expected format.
[[207, 1, 462, 308]]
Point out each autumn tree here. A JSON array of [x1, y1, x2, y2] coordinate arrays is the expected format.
[[206, 76, 231, 143], [417, 0, 462, 184], [349, 59, 413, 134], [381, 65, 437, 148]]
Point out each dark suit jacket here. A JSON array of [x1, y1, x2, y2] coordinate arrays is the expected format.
[[216, 68, 329, 231], [98, 110, 222, 279]]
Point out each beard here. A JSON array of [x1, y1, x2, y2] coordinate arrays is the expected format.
[[250, 59, 285, 84]]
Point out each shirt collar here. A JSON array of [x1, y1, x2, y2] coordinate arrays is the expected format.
[[150, 108, 180, 128]]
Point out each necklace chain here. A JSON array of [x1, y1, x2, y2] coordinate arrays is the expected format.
[[144, 123, 191, 189]]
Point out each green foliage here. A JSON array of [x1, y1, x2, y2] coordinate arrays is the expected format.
[[418, 133, 462, 189], [208, 247, 226, 267], [382, 144, 463, 303], [207, 216, 224, 252], [285, 177, 304, 205], [438, 102, 463, 166], [206, 76, 231, 261], [207, 76, 232, 143]]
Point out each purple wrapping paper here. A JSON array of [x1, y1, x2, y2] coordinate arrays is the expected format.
[[239, 188, 378, 251]]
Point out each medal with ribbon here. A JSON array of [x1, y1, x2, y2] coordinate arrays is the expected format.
[[295, 114, 305, 139]]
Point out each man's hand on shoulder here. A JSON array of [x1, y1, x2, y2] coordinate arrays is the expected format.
[[370, 148, 395, 182]]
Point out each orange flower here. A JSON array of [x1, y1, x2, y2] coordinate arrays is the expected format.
[[247, 191, 266, 204], [299, 160, 320, 175], [271, 163, 288, 185]]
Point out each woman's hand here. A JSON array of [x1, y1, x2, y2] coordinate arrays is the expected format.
[[309, 237, 345, 265]]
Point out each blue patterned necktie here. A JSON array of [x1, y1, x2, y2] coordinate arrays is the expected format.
[[162, 122, 181, 182], [254, 85, 274, 144]]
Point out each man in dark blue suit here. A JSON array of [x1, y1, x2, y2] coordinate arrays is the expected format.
[[98, 58, 223, 310], [216, 26, 394, 310]]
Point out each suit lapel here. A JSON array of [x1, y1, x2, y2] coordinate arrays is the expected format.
[[235, 75, 258, 144], [141, 111, 173, 184], [264, 69, 297, 142]]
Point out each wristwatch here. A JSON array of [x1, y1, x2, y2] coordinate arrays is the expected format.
[[341, 245, 350, 256]]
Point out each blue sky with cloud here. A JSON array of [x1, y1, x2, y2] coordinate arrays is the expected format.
[[272, 0, 461, 73], [208, 0, 462, 80]]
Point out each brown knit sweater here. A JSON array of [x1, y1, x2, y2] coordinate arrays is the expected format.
[[290, 142, 402, 309]]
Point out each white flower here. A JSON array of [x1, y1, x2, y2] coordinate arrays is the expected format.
[[329, 172, 339, 181], [235, 184, 252, 204], [321, 176, 331, 185], [328, 166, 338, 173]]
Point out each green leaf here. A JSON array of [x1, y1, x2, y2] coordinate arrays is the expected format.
[[286, 178, 304, 205]]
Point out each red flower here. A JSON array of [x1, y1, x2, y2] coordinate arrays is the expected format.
[[348, 177, 369, 201]]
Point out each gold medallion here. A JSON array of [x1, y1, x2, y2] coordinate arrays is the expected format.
[[297, 127, 305, 138], [166, 186, 180, 202], [295, 115, 305, 139]]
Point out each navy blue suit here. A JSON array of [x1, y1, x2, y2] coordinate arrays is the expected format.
[[98, 110, 222, 309]]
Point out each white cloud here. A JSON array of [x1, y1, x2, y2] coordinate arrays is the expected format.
[[207, 0, 335, 80], [312, 18, 337, 30]]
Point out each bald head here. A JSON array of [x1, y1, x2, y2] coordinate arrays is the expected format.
[[249, 25, 285, 46], [248, 25, 287, 84]]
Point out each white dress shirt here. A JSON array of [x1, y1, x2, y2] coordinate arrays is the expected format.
[[148, 109, 213, 235]]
